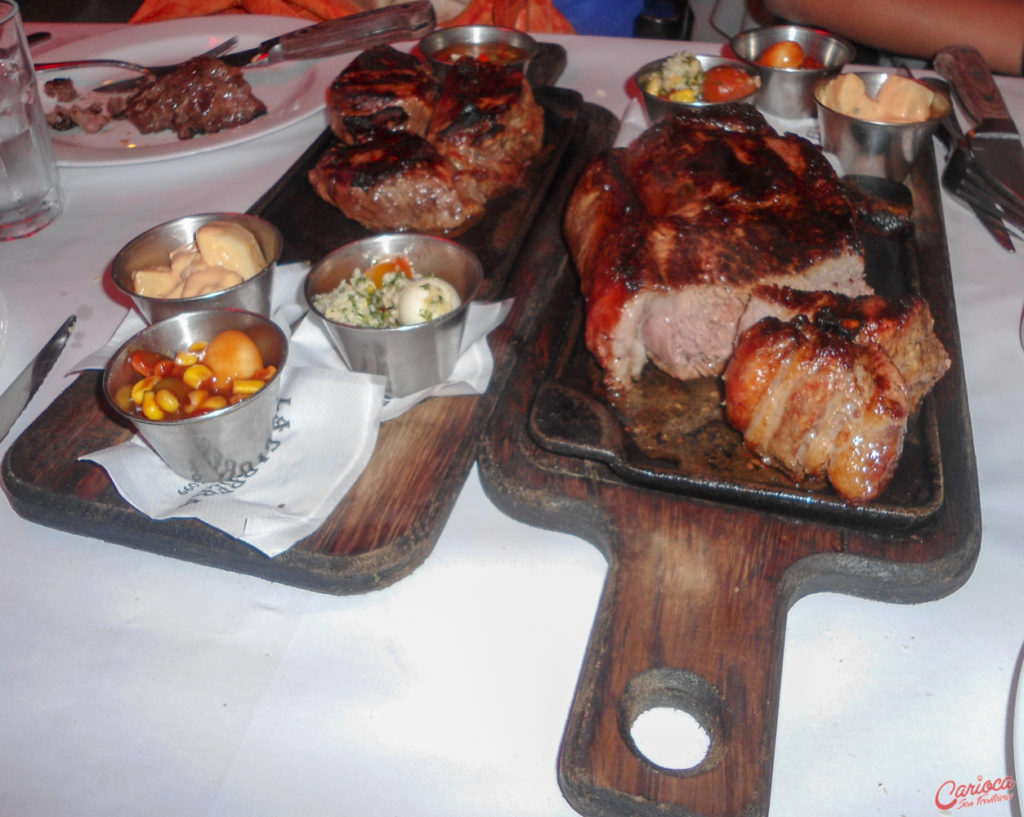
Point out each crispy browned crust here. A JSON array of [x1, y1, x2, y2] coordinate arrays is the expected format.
[[308, 132, 486, 235], [428, 58, 545, 199], [724, 316, 909, 503], [326, 45, 439, 145]]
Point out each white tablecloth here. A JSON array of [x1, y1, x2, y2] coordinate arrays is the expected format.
[[3, 23, 1024, 817]]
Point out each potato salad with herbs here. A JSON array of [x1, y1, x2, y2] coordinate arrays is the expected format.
[[313, 256, 462, 328]]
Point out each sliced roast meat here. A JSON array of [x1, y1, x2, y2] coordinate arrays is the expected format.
[[565, 105, 868, 391], [724, 316, 910, 503], [736, 284, 950, 411]]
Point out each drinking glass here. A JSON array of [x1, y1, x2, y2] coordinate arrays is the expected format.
[[0, 0, 62, 240]]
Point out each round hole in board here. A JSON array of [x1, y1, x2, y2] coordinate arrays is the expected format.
[[619, 667, 726, 775], [630, 706, 711, 771]]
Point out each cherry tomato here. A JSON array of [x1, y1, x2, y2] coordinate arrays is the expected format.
[[758, 40, 805, 68], [128, 349, 167, 377], [702, 66, 759, 102]]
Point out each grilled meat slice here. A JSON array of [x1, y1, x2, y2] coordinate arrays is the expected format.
[[326, 44, 439, 145], [427, 58, 544, 199], [724, 316, 910, 503], [736, 285, 950, 412], [125, 56, 266, 140], [565, 105, 868, 391], [308, 132, 487, 235]]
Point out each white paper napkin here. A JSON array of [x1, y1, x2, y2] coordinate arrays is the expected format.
[[78, 262, 512, 556]]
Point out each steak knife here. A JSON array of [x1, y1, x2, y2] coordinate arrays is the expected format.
[[0, 315, 75, 444], [221, 0, 435, 67], [934, 45, 1024, 220], [96, 0, 435, 94]]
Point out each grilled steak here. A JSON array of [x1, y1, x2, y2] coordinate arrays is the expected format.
[[308, 132, 487, 235], [736, 284, 950, 411], [564, 105, 869, 391], [125, 56, 266, 140], [326, 44, 439, 145], [724, 316, 910, 503], [313, 50, 545, 234], [428, 58, 545, 199]]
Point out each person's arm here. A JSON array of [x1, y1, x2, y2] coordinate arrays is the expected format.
[[761, 0, 1024, 75]]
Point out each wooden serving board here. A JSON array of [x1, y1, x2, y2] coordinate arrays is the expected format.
[[0, 92, 619, 595], [477, 149, 981, 816]]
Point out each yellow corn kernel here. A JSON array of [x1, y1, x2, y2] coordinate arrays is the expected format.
[[114, 385, 133, 413], [131, 375, 160, 405], [183, 363, 213, 389], [232, 379, 266, 396], [155, 388, 180, 414], [189, 341, 207, 353], [185, 389, 209, 414], [142, 391, 165, 421], [201, 395, 228, 412], [669, 88, 696, 102], [174, 350, 199, 367]]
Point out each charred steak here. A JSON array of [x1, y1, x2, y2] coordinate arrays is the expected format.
[[126, 56, 266, 140], [326, 44, 439, 146], [308, 132, 487, 235], [313, 51, 544, 234], [724, 316, 910, 503], [427, 57, 545, 200], [564, 105, 869, 391]]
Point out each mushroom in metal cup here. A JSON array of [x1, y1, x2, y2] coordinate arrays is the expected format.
[[815, 72, 950, 181], [305, 233, 484, 399], [634, 53, 762, 124], [729, 24, 854, 119], [103, 308, 288, 483], [418, 24, 539, 82], [111, 212, 282, 324]]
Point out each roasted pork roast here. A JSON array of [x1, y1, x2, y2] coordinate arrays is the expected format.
[[564, 105, 869, 391], [724, 316, 911, 503], [736, 284, 950, 412]]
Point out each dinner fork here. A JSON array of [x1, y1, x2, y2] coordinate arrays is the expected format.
[[34, 36, 239, 82]]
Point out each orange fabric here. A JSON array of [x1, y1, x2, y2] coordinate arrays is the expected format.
[[445, 0, 574, 32], [129, 0, 575, 32], [130, 0, 239, 23], [241, 0, 319, 18], [288, 0, 362, 17]]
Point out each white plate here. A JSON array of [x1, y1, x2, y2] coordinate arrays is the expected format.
[[36, 17, 349, 166]]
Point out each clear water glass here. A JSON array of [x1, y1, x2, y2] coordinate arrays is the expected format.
[[0, 0, 62, 240]]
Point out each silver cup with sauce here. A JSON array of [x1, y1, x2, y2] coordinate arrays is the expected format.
[[111, 212, 282, 324], [815, 72, 951, 181], [419, 24, 539, 82]]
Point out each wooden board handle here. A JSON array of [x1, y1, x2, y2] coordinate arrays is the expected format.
[[558, 493, 790, 817], [934, 45, 1018, 131]]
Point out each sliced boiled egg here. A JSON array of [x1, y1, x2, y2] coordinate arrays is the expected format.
[[396, 277, 462, 326]]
